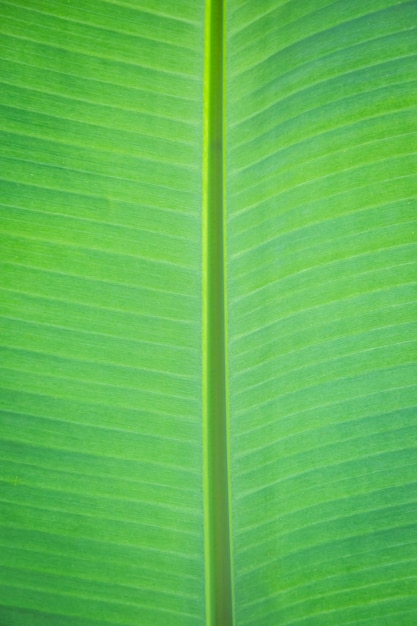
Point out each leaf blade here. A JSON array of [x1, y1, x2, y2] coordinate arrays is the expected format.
[[226, 1, 417, 624], [0, 1, 207, 624]]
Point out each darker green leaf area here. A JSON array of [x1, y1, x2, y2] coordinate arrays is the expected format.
[[226, 0, 417, 625]]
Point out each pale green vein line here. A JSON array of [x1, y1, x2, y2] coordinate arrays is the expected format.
[[0, 289, 195, 325], [0, 155, 197, 193], [238, 525, 417, 581], [0, 102, 196, 145], [0, 435, 200, 477], [0, 26, 199, 79], [237, 502, 417, 570], [230, 49, 417, 129], [231, 203, 417, 264], [237, 380, 417, 437], [247, 571, 417, 618], [0, 559, 197, 602], [1, 261, 198, 298], [232, 256, 417, 309], [235, 318, 417, 378], [0, 452, 197, 494], [284, 590, 417, 626], [234, 363, 417, 420], [229, 79, 417, 158], [0, 579, 199, 621], [233, 338, 417, 399], [104, 0, 200, 26], [0, 520, 201, 561], [0, 384, 198, 421], [237, 454, 417, 513], [0, 55, 199, 102], [229, 1, 414, 72], [234, 301, 417, 363], [0, 478, 197, 515], [0, 0, 198, 51], [0, 203, 196, 239], [0, 408, 197, 441], [230, 131, 417, 201], [0, 230, 194, 270], [0, 602, 131, 626], [0, 320, 195, 357], [0, 497, 199, 538], [0, 543, 198, 587], [0, 79, 200, 130], [0, 365, 195, 402], [228, 0, 335, 39], [343, 607, 417, 625], [232, 281, 417, 345], [248, 535, 417, 583]]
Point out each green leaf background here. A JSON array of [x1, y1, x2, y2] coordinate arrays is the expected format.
[[0, 1, 206, 624], [226, 1, 417, 624], [0, 1, 416, 625]]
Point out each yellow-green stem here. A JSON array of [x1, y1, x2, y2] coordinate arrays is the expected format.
[[202, 0, 232, 624]]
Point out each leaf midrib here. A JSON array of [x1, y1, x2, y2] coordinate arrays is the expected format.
[[203, 1, 233, 625]]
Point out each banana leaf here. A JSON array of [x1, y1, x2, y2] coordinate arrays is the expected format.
[[0, 1, 416, 625]]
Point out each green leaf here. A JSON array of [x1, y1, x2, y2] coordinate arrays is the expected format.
[[0, 1, 206, 625], [225, 1, 417, 624], [0, 1, 416, 625]]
